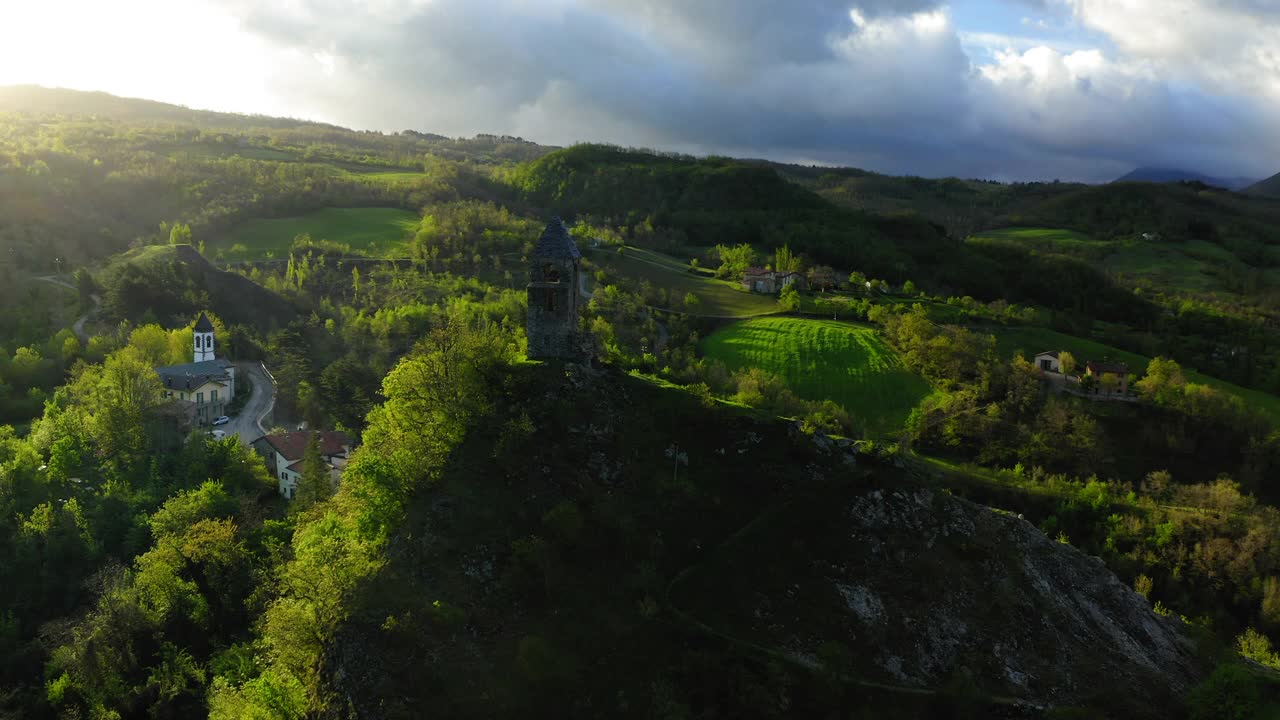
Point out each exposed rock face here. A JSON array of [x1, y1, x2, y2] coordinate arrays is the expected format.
[[834, 487, 1199, 712]]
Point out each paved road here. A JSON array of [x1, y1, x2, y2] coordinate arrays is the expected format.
[[226, 362, 275, 445], [35, 275, 101, 343]]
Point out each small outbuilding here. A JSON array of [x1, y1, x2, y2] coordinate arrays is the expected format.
[[1034, 351, 1061, 374]]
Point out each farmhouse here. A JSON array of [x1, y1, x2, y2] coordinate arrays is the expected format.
[[155, 313, 235, 427], [1034, 351, 1061, 373], [741, 267, 805, 294], [251, 430, 352, 500], [1086, 361, 1131, 394]]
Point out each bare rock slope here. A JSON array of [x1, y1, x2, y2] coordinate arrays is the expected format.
[[837, 487, 1198, 708]]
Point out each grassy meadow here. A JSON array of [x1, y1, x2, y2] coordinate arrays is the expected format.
[[970, 226, 1252, 295], [701, 317, 932, 435], [210, 207, 420, 260], [586, 246, 779, 317]]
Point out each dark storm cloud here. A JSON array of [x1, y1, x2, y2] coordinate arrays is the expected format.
[[219, 0, 1280, 181]]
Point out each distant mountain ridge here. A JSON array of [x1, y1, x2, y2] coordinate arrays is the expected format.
[[1246, 171, 1280, 198], [1114, 167, 1259, 191]]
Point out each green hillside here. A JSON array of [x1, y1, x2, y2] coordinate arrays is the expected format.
[[701, 317, 932, 435], [586, 246, 779, 317], [968, 226, 1254, 294], [992, 325, 1280, 423], [212, 207, 420, 260]]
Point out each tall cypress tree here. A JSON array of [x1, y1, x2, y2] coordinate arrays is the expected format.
[[293, 434, 331, 511]]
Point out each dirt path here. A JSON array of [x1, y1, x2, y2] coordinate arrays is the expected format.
[[35, 275, 101, 343]]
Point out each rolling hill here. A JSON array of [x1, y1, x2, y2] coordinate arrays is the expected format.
[[1247, 171, 1280, 198]]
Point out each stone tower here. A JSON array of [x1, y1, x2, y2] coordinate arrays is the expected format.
[[193, 312, 215, 362], [526, 218, 585, 360]]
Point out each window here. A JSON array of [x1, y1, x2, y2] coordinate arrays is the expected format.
[[211, 389, 218, 402], [196, 392, 204, 404], [180, 392, 187, 401], [542, 263, 561, 283], [543, 288, 556, 312]]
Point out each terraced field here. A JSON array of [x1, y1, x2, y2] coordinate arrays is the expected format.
[[702, 317, 932, 435], [210, 207, 420, 260]]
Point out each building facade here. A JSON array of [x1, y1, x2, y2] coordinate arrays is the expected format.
[[741, 267, 805, 294], [251, 430, 352, 499], [155, 313, 235, 427]]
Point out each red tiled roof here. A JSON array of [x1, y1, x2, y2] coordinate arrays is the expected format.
[[1086, 361, 1129, 375], [261, 430, 351, 462]]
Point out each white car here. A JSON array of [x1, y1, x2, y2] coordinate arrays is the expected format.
[[212, 415, 230, 426], [210, 430, 227, 439]]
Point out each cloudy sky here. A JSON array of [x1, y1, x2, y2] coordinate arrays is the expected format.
[[1, 0, 1277, 181]]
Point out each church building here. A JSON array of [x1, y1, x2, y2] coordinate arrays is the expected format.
[[155, 313, 236, 426]]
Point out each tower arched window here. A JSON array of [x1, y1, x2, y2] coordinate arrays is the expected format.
[[542, 263, 561, 283]]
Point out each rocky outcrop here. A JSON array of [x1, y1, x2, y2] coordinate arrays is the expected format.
[[831, 487, 1199, 712]]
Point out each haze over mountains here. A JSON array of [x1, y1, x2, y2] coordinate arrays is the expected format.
[[1114, 167, 1261, 192]]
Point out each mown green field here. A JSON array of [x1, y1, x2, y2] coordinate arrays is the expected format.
[[586, 247, 779, 317], [211, 207, 420, 260], [992, 325, 1280, 423], [702, 317, 932, 435]]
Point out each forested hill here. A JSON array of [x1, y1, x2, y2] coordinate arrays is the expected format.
[[0, 85, 328, 129], [516, 145, 1153, 325]]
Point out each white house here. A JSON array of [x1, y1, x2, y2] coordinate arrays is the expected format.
[[251, 430, 352, 499], [155, 313, 235, 426], [1034, 351, 1062, 373]]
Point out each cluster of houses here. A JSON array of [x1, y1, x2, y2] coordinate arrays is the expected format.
[[738, 265, 872, 295], [1033, 350, 1131, 396], [155, 313, 352, 500], [740, 267, 805, 294]]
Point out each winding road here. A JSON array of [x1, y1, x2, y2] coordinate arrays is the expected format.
[[35, 275, 100, 343], [226, 362, 275, 445]]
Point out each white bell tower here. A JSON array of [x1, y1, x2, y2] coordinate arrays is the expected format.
[[194, 312, 215, 362]]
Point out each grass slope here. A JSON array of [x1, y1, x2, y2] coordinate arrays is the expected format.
[[211, 207, 419, 260], [970, 225, 1250, 294], [586, 246, 779, 317], [992, 325, 1280, 423], [969, 226, 1106, 253], [702, 317, 932, 435]]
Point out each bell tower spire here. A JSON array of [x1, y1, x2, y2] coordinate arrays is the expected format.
[[194, 312, 215, 362]]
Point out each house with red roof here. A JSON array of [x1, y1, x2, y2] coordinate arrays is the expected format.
[[251, 430, 352, 500]]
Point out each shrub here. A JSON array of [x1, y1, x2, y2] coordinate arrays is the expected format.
[[1187, 664, 1261, 720]]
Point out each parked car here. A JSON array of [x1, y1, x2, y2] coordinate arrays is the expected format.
[[210, 430, 227, 439], [213, 415, 230, 426]]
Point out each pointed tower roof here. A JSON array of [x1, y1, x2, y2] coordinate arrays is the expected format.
[[194, 312, 214, 332], [532, 217, 581, 260]]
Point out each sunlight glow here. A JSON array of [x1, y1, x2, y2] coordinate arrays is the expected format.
[[0, 0, 287, 115]]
